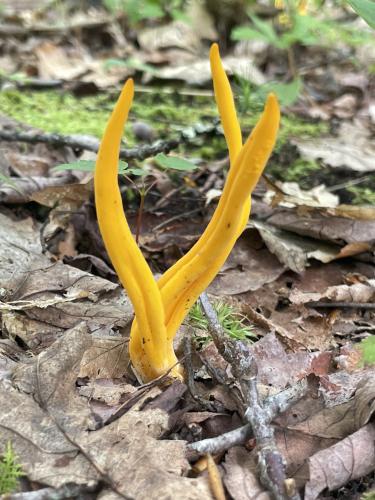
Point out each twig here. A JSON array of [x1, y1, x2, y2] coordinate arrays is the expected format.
[[240, 303, 300, 349], [187, 379, 307, 457], [101, 358, 184, 426], [184, 333, 215, 410], [1, 483, 99, 500], [306, 301, 375, 310], [188, 423, 253, 455], [207, 453, 226, 500], [0, 122, 221, 161], [198, 292, 303, 500]]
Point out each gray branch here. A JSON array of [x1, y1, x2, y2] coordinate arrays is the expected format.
[[0, 122, 221, 161], [196, 292, 305, 500]]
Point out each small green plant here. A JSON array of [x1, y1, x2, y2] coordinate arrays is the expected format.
[[189, 300, 256, 344], [103, 0, 186, 24], [0, 442, 23, 494], [358, 336, 375, 366], [103, 0, 164, 23], [347, 186, 375, 205]]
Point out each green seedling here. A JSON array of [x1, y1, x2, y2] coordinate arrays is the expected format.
[[0, 442, 23, 494], [188, 300, 256, 344]]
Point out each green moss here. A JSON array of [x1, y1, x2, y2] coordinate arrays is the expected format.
[[188, 300, 257, 346], [278, 116, 328, 145], [0, 88, 113, 137], [347, 186, 375, 205], [0, 87, 327, 166], [269, 158, 320, 185]]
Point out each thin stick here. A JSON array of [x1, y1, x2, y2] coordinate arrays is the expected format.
[[306, 301, 375, 309], [0, 121, 221, 161], [199, 292, 302, 500]]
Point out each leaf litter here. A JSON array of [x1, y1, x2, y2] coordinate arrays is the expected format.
[[0, 3, 375, 498]]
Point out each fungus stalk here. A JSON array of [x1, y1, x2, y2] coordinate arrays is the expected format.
[[95, 44, 280, 382]]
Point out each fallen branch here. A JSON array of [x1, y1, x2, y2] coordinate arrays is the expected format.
[[2, 483, 98, 500], [187, 380, 306, 457], [306, 301, 375, 309], [194, 292, 306, 500], [0, 122, 221, 161]]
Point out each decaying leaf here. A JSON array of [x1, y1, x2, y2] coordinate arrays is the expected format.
[[252, 221, 339, 273], [223, 447, 271, 500], [304, 424, 375, 500], [266, 207, 375, 246], [209, 230, 285, 295], [0, 211, 133, 356], [290, 279, 375, 304], [293, 121, 375, 172], [0, 324, 212, 499]]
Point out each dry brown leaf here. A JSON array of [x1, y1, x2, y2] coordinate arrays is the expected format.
[[252, 221, 339, 273], [0, 324, 211, 499], [138, 20, 202, 53], [79, 336, 131, 379], [154, 55, 265, 86], [293, 120, 375, 172], [267, 207, 375, 246], [252, 333, 332, 388], [223, 447, 271, 500], [290, 279, 375, 304], [0, 211, 133, 355], [209, 230, 285, 295], [35, 41, 91, 80], [304, 424, 375, 500]]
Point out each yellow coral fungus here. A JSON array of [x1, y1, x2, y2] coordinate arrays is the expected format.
[[95, 45, 280, 382]]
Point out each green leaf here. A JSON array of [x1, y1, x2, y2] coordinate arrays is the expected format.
[[104, 57, 157, 75], [250, 15, 280, 45], [231, 15, 282, 48], [347, 0, 375, 29], [154, 153, 197, 172], [140, 2, 164, 19], [122, 167, 147, 177], [260, 78, 303, 106], [231, 26, 271, 42], [53, 160, 131, 174], [280, 14, 320, 48], [53, 160, 96, 172], [231, 15, 281, 47]]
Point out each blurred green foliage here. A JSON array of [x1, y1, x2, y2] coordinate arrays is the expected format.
[[358, 336, 375, 366], [0, 443, 23, 495], [103, 0, 186, 22], [347, 0, 375, 29]]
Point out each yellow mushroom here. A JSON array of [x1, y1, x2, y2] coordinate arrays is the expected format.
[[130, 45, 280, 380], [94, 80, 179, 380], [95, 45, 280, 382]]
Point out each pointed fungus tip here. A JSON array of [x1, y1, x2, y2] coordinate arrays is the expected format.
[[265, 92, 280, 115], [125, 78, 134, 92], [210, 42, 219, 58]]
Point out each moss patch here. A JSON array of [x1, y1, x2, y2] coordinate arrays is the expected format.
[[0, 87, 326, 153]]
